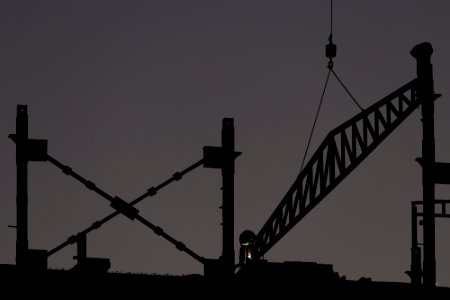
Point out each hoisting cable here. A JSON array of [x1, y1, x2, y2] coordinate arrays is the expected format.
[[330, 0, 333, 35], [330, 68, 364, 111], [299, 0, 334, 171], [299, 69, 331, 172], [300, 0, 363, 171], [326, 0, 363, 111]]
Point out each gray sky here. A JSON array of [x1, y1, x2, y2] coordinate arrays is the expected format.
[[1, 0, 450, 285]]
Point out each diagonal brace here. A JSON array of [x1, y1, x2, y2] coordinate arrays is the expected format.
[[46, 154, 205, 264]]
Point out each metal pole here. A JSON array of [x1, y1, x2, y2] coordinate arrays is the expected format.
[[411, 203, 422, 284], [411, 42, 436, 287], [222, 118, 235, 278], [16, 105, 29, 267], [76, 234, 87, 261]]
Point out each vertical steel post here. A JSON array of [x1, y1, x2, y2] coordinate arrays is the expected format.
[[411, 42, 436, 287], [77, 234, 87, 261], [221, 118, 235, 278], [16, 105, 29, 267], [410, 203, 422, 284]]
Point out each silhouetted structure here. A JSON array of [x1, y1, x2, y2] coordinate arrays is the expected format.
[[412, 43, 437, 287], [410, 200, 450, 284], [4, 42, 450, 293], [9, 110, 241, 277], [9, 106, 48, 270], [238, 42, 445, 288], [203, 118, 241, 278]]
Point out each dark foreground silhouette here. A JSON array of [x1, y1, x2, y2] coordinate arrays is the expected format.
[[1, 263, 449, 298]]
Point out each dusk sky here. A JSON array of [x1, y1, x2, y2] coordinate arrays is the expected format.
[[2, 1, 450, 285]]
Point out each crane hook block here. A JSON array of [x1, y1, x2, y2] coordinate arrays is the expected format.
[[326, 34, 336, 69], [325, 39, 337, 60]]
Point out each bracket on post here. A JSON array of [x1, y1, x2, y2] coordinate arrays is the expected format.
[[71, 233, 111, 273]]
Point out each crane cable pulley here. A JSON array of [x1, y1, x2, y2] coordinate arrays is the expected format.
[[300, 0, 364, 171]]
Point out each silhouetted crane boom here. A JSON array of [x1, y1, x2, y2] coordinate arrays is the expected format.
[[254, 78, 421, 258]]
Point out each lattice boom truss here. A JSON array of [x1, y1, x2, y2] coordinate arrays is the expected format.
[[255, 78, 420, 258]]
